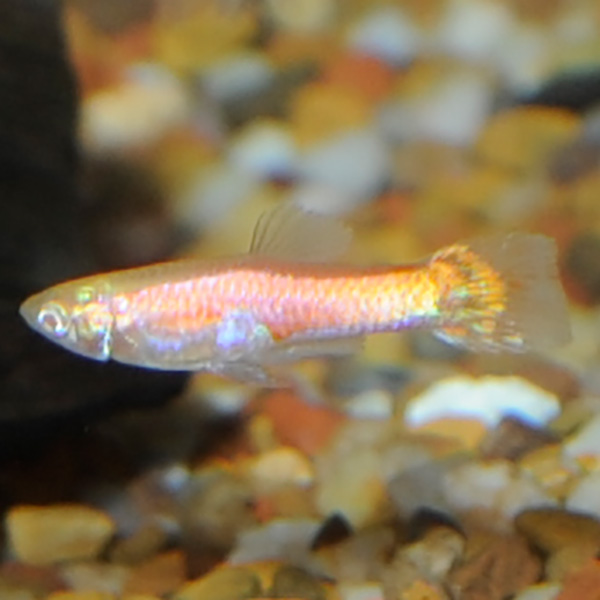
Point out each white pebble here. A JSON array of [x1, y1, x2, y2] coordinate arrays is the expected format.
[[81, 64, 190, 152], [566, 472, 600, 520], [298, 129, 391, 204], [512, 583, 562, 600], [339, 583, 385, 600], [405, 376, 560, 429], [435, 0, 515, 64], [563, 413, 600, 459], [443, 460, 556, 521], [493, 24, 551, 94], [343, 389, 394, 420], [228, 121, 298, 180], [265, 0, 337, 33], [201, 52, 275, 102], [379, 70, 492, 146], [176, 165, 260, 232], [228, 518, 320, 566], [347, 6, 423, 66]]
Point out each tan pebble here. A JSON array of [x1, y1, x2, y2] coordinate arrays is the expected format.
[[545, 543, 600, 582], [264, 0, 337, 32], [60, 561, 129, 596], [289, 82, 372, 147], [109, 522, 169, 565], [249, 446, 314, 491], [268, 565, 327, 600], [315, 448, 390, 528], [476, 107, 581, 172], [519, 445, 577, 500], [401, 579, 448, 600], [173, 566, 262, 600], [6, 505, 115, 566], [515, 507, 600, 554], [448, 532, 541, 600], [123, 550, 186, 597], [154, 3, 257, 71], [46, 592, 116, 600], [410, 418, 487, 450], [402, 526, 465, 581]]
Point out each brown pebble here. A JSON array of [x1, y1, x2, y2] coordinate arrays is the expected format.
[[448, 532, 541, 600], [515, 507, 600, 554], [173, 566, 262, 600], [546, 543, 600, 581], [6, 504, 116, 566], [109, 522, 169, 565], [269, 565, 326, 600], [480, 417, 558, 461], [123, 550, 186, 597]]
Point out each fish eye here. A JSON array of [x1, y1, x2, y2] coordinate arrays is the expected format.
[[77, 286, 95, 304], [38, 302, 70, 338]]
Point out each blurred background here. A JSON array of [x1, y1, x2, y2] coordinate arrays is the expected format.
[[1, 1, 600, 598]]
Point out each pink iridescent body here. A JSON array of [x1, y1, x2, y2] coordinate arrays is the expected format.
[[19, 204, 571, 385]]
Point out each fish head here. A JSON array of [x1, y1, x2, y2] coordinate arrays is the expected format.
[[19, 278, 114, 361]]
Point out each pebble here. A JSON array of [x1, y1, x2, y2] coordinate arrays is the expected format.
[[80, 65, 190, 152], [519, 445, 577, 500], [248, 446, 315, 491], [123, 550, 186, 597], [447, 532, 542, 600], [404, 375, 561, 429], [268, 564, 327, 600], [60, 562, 130, 596], [443, 460, 555, 522], [476, 107, 581, 172], [435, 0, 515, 63], [338, 582, 385, 600], [513, 583, 562, 600], [228, 519, 320, 566], [290, 82, 372, 147], [562, 413, 600, 466], [6, 505, 116, 566], [555, 560, 600, 600], [297, 128, 391, 204], [173, 566, 262, 600], [264, 0, 337, 33], [315, 446, 390, 528], [480, 417, 559, 461], [341, 389, 394, 420], [227, 120, 298, 180], [347, 6, 423, 66], [565, 471, 600, 519], [154, 3, 257, 72], [515, 507, 600, 555], [380, 67, 493, 146], [201, 52, 275, 103]]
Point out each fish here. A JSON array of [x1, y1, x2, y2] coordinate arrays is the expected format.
[[19, 203, 571, 385]]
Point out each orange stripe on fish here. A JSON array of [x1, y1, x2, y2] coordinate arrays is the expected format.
[[19, 203, 571, 385]]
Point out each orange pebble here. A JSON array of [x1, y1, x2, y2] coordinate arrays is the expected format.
[[321, 52, 395, 103], [556, 559, 600, 600], [251, 391, 345, 456]]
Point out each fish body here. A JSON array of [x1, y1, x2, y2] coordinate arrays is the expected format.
[[20, 204, 571, 384]]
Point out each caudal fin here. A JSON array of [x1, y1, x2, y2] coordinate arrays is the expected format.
[[431, 233, 571, 352]]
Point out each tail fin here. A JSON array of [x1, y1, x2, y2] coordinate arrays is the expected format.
[[430, 233, 571, 352]]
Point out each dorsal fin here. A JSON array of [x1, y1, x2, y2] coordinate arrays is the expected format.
[[249, 202, 352, 262]]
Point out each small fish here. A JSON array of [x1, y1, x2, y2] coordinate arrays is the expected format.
[[20, 204, 571, 385]]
